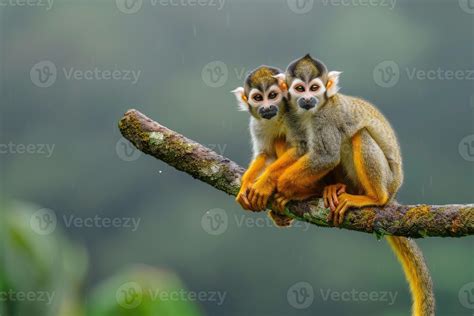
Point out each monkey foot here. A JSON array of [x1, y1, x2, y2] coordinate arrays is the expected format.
[[323, 183, 347, 212], [272, 192, 290, 213], [330, 193, 376, 226], [247, 181, 275, 211], [268, 210, 293, 227], [330, 193, 354, 226]]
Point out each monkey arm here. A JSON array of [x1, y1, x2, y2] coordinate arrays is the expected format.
[[273, 154, 336, 213], [258, 148, 299, 182], [236, 153, 268, 210], [274, 128, 342, 212], [242, 153, 268, 184], [273, 137, 288, 158], [247, 147, 299, 210], [278, 154, 331, 195]]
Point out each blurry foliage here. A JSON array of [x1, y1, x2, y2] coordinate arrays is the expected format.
[[0, 201, 87, 316], [0, 201, 202, 316], [87, 265, 202, 316]]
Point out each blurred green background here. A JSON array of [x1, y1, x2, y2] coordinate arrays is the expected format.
[[0, 0, 473, 315]]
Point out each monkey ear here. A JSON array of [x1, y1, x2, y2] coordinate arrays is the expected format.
[[326, 71, 342, 97], [273, 74, 288, 94], [231, 87, 248, 112]]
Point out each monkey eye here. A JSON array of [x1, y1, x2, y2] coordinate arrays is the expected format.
[[252, 94, 263, 102], [295, 85, 305, 92], [310, 84, 320, 92], [268, 91, 278, 100]]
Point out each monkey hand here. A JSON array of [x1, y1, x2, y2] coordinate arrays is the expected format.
[[236, 183, 253, 211], [323, 183, 347, 212], [247, 177, 276, 211]]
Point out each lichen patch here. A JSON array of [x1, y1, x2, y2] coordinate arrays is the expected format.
[[406, 205, 431, 222], [149, 132, 165, 145], [202, 163, 221, 177]]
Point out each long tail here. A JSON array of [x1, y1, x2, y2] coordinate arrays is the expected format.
[[386, 236, 435, 316]]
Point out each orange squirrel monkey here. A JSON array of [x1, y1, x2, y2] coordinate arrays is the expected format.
[[274, 55, 435, 315], [232, 66, 296, 226], [245, 72, 344, 215], [233, 65, 343, 226]]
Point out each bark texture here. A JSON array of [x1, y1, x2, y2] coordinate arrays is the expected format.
[[119, 109, 474, 238]]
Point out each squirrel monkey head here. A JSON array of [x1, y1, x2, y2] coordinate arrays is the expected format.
[[232, 66, 288, 121], [285, 54, 341, 114]]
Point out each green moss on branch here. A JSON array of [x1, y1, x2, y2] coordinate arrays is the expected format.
[[119, 109, 474, 238]]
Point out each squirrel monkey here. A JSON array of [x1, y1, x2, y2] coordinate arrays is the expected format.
[[233, 65, 343, 226], [232, 66, 295, 226], [274, 54, 435, 316]]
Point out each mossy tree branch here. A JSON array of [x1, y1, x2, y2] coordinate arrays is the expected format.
[[119, 109, 474, 238]]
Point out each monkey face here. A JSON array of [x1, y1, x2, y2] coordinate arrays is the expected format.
[[247, 85, 284, 120], [285, 55, 341, 114], [288, 77, 327, 113], [232, 66, 287, 121]]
